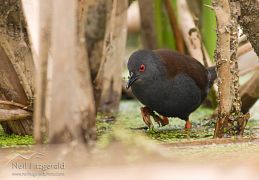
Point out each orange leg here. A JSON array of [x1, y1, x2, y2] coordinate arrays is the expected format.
[[185, 119, 192, 129], [140, 107, 154, 128]]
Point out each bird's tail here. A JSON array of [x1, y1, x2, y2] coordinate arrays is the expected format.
[[207, 66, 217, 88]]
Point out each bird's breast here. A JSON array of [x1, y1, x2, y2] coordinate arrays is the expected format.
[[131, 73, 205, 119]]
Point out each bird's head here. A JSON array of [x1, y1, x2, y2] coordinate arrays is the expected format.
[[126, 49, 164, 89]]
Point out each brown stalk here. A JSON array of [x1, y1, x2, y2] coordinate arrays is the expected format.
[[164, 0, 185, 53]]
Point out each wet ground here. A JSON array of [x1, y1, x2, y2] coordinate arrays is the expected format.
[[1, 100, 259, 179]]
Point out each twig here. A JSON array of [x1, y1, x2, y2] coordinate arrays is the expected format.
[[239, 66, 259, 76], [0, 100, 33, 112], [237, 42, 253, 57], [0, 108, 32, 122], [203, 4, 214, 10]]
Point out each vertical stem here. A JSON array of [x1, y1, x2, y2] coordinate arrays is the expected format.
[[34, 0, 52, 143], [98, 0, 128, 113], [213, 0, 249, 137], [138, 0, 158, 49], [229, 1, 241, 113], [48, 0, 96, 143], [202, 0, 217, 60], [164, 0, 185, 53], [213, 0, 232, 137]]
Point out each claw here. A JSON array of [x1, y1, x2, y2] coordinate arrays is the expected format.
[[140, 107, 154, 128], [140, 107, 169, 128], [152, 114, 162, 127], [151, 114, 169, 127]]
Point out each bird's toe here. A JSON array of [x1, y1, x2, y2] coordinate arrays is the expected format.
[[140, 107, 154, 128]]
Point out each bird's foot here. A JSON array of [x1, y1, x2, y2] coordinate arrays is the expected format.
[[162, 116, 169, 126], [140, 107, 154, 128], [140, 107, 169, 128], [185, 119, 192, 130], [152, 114, 162, 127], [151, 114, 169, 127]]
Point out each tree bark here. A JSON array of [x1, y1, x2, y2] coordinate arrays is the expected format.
[[213, 0, 249, 138], [237, 0, 259, 114], [213, 0, 232, 115], [213, 0, 234, 138], [0, 0, 34, 135], [237, 0, 259, 57]]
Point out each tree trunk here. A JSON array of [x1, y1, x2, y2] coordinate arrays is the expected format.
[[213, 0, 232, 118], [86, 0, 111, 81], [213, 0, 249, 138], [85, 0, 113, 109], [237, 0, 259, 57], [97, 0, 128, 113], [237, 0, 259, 114], [213, 0, 234, 137], [0, 0, 34, 135], [47, 0, 96, 144], [24, 0, 52, 143]]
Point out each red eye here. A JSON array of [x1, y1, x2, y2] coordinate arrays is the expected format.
[[139, 64, 145, 72]]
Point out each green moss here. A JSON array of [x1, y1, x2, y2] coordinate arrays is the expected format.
[[0, 126, 34, 147], [97, 100, 216, 145], [0, 100, 257, 148], [97, 100, 259, 146]]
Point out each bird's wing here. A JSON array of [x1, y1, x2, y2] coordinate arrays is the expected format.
[[153, 49, 209, 91]]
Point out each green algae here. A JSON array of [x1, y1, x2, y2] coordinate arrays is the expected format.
[[0, 126, 34, 147], [97, 100, 257, 145], [97, 100, 216, 144], [0, 100, 257, 148]]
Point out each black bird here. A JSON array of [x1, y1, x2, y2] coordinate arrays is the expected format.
[[126, 49, 217, 129]]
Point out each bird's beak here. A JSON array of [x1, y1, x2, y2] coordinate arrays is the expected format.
[[126, 73, 138, 89]]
